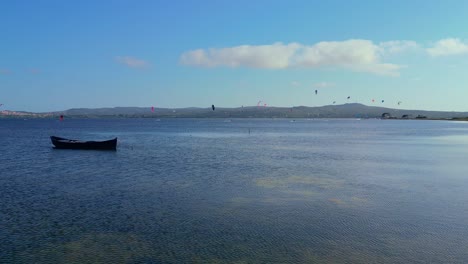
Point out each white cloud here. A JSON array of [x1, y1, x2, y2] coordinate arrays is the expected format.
[[427, 38, 468, 57], [180, 40, 403, 76], [293, 39, 403, 76], [313, 82, 335, 88], [180, 42, 299, 69], [116, 56, 150, 68], [378, 40, 419, 55], [293, 40, 376, 66]]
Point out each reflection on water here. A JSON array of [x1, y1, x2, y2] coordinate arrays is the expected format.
[[18, 233, 154, 264], [256, 175, 344, 189], [1, 119, 468, 263]]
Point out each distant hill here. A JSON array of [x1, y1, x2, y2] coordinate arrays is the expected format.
[[2, 103, 468, 119]]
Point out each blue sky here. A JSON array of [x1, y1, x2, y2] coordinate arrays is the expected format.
[[1, 0, 468, 112]]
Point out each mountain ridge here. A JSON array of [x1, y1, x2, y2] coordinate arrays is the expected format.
[[1, 103, 468, 119]]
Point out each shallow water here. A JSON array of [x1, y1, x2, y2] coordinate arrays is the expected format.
[[1, 118, 468, 263]]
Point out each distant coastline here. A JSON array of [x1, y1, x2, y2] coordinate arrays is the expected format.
[[2, 103, 468, 120]]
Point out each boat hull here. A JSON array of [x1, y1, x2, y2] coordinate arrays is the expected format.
[[50, 136, 117, 150]]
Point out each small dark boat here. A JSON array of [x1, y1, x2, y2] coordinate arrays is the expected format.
[[50, 136, 117, 150]]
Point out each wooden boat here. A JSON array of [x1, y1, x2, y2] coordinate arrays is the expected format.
[[50, 136, 117, 150]]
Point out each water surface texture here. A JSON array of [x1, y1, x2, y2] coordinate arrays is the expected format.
[[1, 118, 468, 263]]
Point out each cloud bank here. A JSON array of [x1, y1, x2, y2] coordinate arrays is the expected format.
[[427, 38, 468, 57], [378, 40, 419, 55], [116, 56, 150, 68], [180, 40, 407, 76]]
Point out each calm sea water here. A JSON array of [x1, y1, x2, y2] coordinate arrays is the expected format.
[[1, 118, 468, 263]]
